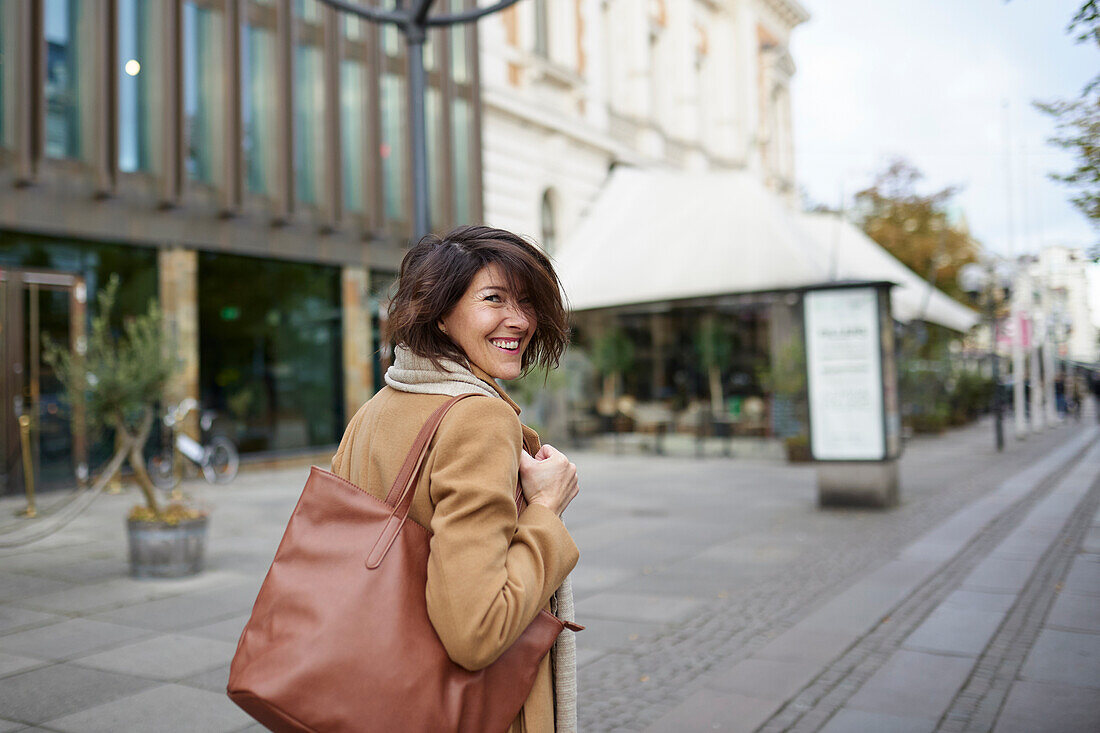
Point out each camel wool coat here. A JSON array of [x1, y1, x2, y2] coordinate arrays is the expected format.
[[330, 380, 579, 733]]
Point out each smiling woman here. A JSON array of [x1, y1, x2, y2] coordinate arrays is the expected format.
[[330, 225, 581, 732], [385, 225, 569, 377]]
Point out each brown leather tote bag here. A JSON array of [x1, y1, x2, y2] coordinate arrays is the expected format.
[[227, 394, 580, 732]]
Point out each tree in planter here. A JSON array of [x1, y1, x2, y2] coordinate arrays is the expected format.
[[693, 315, 733, 416], [44, 276, 187, 521], [590, 326, 634, 418]]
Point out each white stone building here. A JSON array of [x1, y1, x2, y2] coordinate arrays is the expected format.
[[477, 0, 809, 252]]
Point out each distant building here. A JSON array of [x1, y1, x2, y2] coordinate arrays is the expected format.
[[1017, 246, 1098, 366], [0, 0, 482, 492]]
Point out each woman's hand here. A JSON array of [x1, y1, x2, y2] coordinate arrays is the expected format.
[[519, 445, 579, 516]]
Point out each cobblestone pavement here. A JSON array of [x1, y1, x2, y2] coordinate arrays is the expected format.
[[755, 435, 1100, 733], [570, 418, 1094, 732], [0, 415, 1093, 732]]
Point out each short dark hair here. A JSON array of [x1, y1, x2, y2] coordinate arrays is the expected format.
[[385, 225, 569, 375]]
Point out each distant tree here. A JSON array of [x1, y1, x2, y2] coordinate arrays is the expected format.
[[1034, 1, 1100, 249], [854, 158, 979, 305]]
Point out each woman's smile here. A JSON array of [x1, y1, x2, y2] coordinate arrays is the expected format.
[[490, 338, 521, 353]]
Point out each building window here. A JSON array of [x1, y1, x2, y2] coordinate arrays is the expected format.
[[450, 0, 469, 84], [294, 0, 325, 206], [540, 189, 556, 254], [183, 0, 226, 184], [44, 0, 87, 160], [451, 96, 472, 224], [199, 252, 343, 453], [380, 72, 407, 224], [118, 0, 161, 174], [427, 86, 445, 230], [243, 2, 277, 195], [340, 15, 369, 215], [0, 2, 14, 149], [533, 0, 549, 58]]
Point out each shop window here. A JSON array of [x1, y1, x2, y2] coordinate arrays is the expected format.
[[198, 252, 343, 453], [0, 231, 159, 478]]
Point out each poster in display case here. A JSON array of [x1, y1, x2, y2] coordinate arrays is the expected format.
[[804, 282, 900, 462]]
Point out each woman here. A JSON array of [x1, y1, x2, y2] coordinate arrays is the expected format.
[[331, 225, 581, 732]]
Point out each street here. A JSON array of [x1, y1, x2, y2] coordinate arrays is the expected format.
[[0, 415, 1098, 732]]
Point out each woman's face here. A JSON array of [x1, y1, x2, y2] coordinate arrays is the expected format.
[[440, 263, 534, 381]]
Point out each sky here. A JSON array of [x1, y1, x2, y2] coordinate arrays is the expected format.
[[790, 0, 1097, 258]]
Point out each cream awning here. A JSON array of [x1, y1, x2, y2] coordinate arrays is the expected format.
[[553, 167, 978, 332]]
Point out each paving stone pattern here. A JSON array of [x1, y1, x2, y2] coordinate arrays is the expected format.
[[573, 420, 1089, 732], [755, 439, 1099, 733], [935, 475, 1100, 731]]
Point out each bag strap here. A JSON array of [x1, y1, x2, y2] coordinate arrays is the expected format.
[[382, 394, 476, 507], [365, 393, 526, 570]]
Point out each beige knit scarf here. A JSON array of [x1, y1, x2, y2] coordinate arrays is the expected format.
[[385, 346, 579, 733]]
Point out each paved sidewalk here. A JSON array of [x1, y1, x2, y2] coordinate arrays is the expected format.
[[0, 415, 1096, 732]]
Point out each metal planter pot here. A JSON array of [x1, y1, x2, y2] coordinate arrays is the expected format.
[[127, 516, 209, 579]]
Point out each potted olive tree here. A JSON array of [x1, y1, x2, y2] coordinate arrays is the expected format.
[[45, 276, 208, 578]]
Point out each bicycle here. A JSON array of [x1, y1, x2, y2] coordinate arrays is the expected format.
[[147, 398, 239, 490]]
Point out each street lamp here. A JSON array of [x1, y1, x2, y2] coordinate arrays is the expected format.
[[318, 0, 524, 240], [959, 260, 1013, 451]]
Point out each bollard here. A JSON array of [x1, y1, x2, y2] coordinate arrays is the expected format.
[[17, 414, 37, 518]]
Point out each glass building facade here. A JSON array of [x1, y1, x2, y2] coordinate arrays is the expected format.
[[0, 0, 484, 494]]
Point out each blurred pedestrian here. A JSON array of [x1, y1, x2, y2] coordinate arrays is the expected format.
[[1069, 374, 1082, 421], [1091, 371, 1100, 422]]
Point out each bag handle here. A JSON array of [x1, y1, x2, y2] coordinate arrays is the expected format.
[[382, 396, 526, 511], [365, 394, 473, 569], [365, 393, 527, 570]]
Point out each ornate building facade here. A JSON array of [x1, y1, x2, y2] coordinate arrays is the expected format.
[[477, 0, 809, 252]]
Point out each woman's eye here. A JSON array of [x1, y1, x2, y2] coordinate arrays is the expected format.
[[485, 294, 502, 302]]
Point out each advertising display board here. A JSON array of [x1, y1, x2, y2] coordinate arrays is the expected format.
[[805, 286, 885, 461]]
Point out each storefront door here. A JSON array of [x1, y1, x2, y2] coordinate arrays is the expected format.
[[0, 269, 87, 495]]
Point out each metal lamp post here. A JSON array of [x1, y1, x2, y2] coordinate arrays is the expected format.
[[959, 261, 1013, 451], [318, 0, 524, 240]]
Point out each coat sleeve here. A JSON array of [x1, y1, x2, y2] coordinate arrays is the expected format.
[[424, 397, 579, 671]]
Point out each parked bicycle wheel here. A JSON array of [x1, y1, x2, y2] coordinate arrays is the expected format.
[[202, 437, 239, 484], [147, 449, 181, 491]]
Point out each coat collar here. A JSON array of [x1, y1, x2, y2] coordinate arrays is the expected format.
[[468, 363, 542, 456]]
